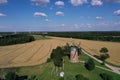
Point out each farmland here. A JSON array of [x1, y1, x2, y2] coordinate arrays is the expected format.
[[0, 36, 120, 68]]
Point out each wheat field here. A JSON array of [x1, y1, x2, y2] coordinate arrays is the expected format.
[[0, 37, 120, 68]]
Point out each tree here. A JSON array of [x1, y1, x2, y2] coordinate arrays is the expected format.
[[100, 73, 113, 80], [99, 47, 110, 64], [50, 46, 64, 67], [100, 47, 108, 53], [84, 58, 95, 71], [53, 58, 63, 67]]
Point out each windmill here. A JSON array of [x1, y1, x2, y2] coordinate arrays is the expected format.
[[70, 38, 82, 63], [70, 46, 79, 63]]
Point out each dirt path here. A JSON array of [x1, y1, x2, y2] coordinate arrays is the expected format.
[[82, 48, 120, 75]]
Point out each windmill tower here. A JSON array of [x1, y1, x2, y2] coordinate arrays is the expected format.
[[70, 46, 79, 63]]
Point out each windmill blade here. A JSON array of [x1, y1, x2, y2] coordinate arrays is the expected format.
[[77, 42, 81, 48]]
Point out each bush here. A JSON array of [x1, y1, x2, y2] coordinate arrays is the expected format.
[[100, 73, 113, 80], [84, 58, 95, 71]]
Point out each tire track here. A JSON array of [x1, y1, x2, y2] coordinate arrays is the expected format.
[[0, 44, 27, 57], [9, 43, 36, 64], [0, 43, 35, 66], [24, 43, 45, 63]]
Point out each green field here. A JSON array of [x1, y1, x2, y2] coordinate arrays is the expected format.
[[32, 35, 51, 40], [17, 53, 120, 80]]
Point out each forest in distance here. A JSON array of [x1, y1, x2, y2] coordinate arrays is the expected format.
[[0, 31, 120, 46], [47, 31, 120, 42]]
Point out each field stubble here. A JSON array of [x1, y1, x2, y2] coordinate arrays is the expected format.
[[0, 37, 120, 68]]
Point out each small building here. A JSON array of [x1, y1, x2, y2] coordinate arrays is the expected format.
[[60, 72, 64, 77], [70, 46, 79, 63]]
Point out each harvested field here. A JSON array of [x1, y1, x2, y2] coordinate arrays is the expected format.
[[0, 37, 120, 68]]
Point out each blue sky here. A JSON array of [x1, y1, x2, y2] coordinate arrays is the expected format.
[[0, 0, 120, 32]]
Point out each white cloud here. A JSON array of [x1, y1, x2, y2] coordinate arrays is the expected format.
[[56, 11, 64, 16], [0, 13, 6, 17], [55, 1, 64, 7], [96, 16, 103, 20], [114, 9, 120, 16], [91, 0, 103, 6], [0, 0, 7, 5], [70, 0, 88, 6], [34, 12, 47, 17], [31, 0, 50, 6]]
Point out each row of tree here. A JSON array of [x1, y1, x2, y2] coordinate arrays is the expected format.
[[0, 34, 35, 46], [47, 32, 120, 42]]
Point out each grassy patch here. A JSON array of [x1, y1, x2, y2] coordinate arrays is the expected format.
[[79, 52, 107, 68], [17, 56, 120, 80], [32, 35, 51, 40]]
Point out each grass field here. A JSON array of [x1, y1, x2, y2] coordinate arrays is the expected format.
[[0, 36, 120, 68], [18, 56, 120, 80], [32, 35, 50, 40]]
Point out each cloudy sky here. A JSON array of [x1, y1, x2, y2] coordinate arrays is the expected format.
[[0, 0, 120, 31]]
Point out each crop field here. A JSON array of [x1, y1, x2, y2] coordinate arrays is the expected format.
[[0, 37, 120, 68]]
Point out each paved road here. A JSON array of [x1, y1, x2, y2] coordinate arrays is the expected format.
[[81, 49, 120, 75]]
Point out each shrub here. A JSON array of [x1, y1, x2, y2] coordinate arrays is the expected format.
[[84, 58, 95, 71]]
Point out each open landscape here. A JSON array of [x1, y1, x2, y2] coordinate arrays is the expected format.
[[0, 36, 120, 68], [0, 0, 120, 80]]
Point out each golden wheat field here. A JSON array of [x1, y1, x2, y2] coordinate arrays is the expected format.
[[0, 37, 120, 68]]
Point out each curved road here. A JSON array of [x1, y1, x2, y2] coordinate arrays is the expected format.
[[81, 49, 120, 75]]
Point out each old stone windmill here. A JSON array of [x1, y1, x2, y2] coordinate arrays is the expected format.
[[70, 41, 81, 63], [70, 46, 79, 63]]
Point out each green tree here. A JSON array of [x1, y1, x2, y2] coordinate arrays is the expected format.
[[100, 47, 108, 53], [50, 46, 64, 67], [99, 47, 110, 64], [85, 58, 95, 71]]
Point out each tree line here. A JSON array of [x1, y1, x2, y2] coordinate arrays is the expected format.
[[47, 32, 120, 42], [0, 34, 35, 46]]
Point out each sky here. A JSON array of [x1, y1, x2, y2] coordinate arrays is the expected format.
[[0, 0, 120, 32]]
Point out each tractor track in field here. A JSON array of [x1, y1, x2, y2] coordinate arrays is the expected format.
[[8, 43, 36, 64], [36, 43, 53, 62], [24, 43, 45, 63], [0, 44, 27, 57]]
